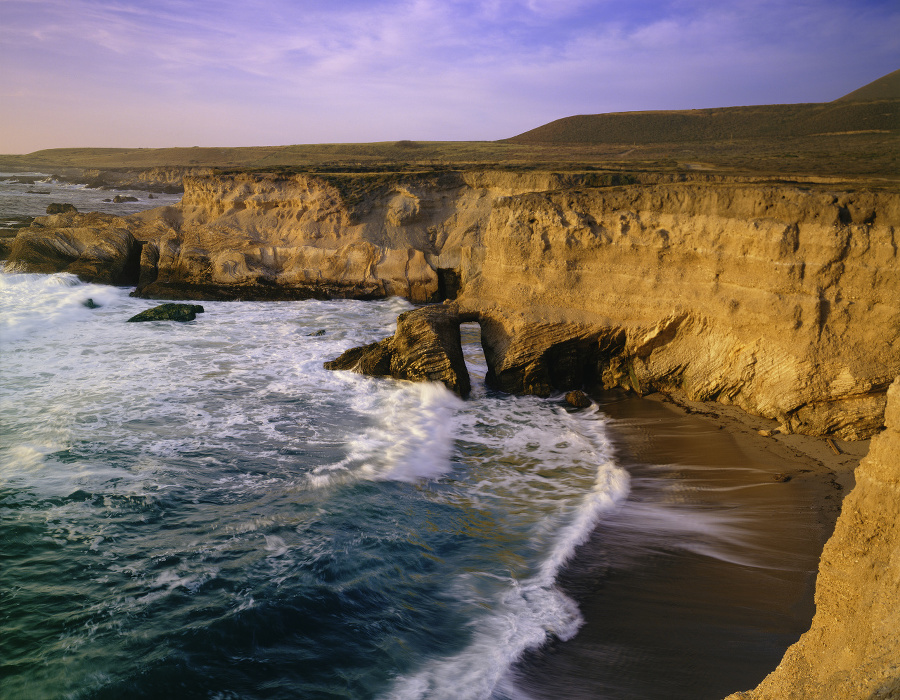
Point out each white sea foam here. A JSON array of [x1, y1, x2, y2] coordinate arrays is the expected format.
[[385, 405, 630, 700], [2, 270, 632, 698]]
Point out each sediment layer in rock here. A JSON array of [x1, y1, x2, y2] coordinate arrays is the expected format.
[[5, 171, 899, 439]]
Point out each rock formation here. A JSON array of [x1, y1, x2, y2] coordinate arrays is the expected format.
[[127, 303, 205, 322], [325, 303, 472, 397], [726, 377, 900, 700], [6, 212, 141, 285], [46, 202, 78, 214], [7, 171, 898, 440]]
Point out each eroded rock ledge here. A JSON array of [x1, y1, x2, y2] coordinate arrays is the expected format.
[[4, 170, 899, 440], [726, 377, 900, 700]]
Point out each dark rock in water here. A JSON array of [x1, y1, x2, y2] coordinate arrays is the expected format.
[[148, 193, 155, 199], [83, 298, 100, 309], [326, 338, 394, 376], [565, 390, 591, 408], [113, 195, 139, 203], [46, 203, 78, 214], [27, 190, 51, 195], [103, 198, 112, 202], [308, 329, 326, 336], [325, 304, 471, 397], [127, 303, 205, 323]]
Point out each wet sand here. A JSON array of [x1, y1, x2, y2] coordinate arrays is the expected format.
[[512, 389, 867, 700]]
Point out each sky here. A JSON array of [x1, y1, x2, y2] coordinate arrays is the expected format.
[[0, 0, 898, 153]]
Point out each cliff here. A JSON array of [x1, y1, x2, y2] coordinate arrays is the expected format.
[[6, 171, 899, 440], [726, 377, 900, 700], [3, 167, 899, 696]]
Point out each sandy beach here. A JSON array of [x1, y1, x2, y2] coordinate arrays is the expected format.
[[512, 389, 867, 700]]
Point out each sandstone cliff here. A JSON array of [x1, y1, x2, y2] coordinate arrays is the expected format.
[[4, 167, 900, 698], [6, 171, 898, 440], [726, 377, 900, 700]]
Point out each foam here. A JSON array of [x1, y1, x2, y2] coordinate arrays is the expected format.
[[2, 271, 631, 698], [385, 404, 630, 700]]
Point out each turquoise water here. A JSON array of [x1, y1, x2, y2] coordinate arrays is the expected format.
[[0, 271, 628, 699]]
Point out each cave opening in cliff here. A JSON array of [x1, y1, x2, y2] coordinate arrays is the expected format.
[[436, 268, 461, 301]]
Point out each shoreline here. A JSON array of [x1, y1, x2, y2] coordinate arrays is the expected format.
[[511, 389, 866, 700]]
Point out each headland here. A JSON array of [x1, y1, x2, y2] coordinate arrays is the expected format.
[[2, 72, 898, 698]]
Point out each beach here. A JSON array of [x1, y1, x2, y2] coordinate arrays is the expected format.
[[513, 389, 865, 699]]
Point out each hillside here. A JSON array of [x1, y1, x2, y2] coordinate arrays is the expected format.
[[835, 68, 900, 102], [504, 99, 899, 146], [1, 71, 898, 183]]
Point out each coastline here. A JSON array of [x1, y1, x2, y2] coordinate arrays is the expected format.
[[512, 389, 865, 700]]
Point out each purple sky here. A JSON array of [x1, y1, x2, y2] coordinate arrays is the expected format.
[[1, 0, 897, 153]]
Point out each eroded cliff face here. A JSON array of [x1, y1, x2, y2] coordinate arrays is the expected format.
[[6, 171, 899, 439], [727, 377, 900, 700], [458, 184, 900, 440]]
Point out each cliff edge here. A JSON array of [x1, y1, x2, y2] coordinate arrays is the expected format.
[[3, 167, 900, 697], [727, 377, 900, 700], [5, 171, 899, 441]]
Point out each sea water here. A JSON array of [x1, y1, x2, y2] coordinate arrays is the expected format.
[[0, 270, 631, 699], [0, 172, 181, 229], [1, 177, 825, 699]]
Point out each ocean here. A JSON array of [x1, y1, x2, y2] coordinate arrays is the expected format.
[[1, 175, 827, 699]]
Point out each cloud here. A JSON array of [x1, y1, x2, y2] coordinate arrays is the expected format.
[[0, 0, 897, 151]]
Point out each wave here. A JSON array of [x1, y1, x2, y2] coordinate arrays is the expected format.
[[0, 271, 133, 345], [384, 405, 630, 700]]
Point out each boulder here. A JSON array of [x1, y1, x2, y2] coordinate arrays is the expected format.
[[7, 213, 141, 285], [565, 390, 592, 408], [46, 203, 77, 214], [113, 195, 138, 203], [127, 303, 205, 322]]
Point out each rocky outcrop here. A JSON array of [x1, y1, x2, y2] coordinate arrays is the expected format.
[[6, 212, 141, 285], [46, 202, 78, 214], [726, 377, 900, 700], [51, 166, 206, 193], [325, 304, 471, 397], [127, 303, 205, 322], [7, 171, 900, 439]]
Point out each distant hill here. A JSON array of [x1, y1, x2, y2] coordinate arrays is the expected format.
[[506, 71, 900, 146], [835, 69, 900, 102]]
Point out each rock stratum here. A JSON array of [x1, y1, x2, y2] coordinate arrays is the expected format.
[[3, 168, 899, 697], [5, 170, 898, 439]]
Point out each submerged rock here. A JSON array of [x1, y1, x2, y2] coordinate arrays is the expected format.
[[127, 303, 205, 322], [112, 195, 138, 203]]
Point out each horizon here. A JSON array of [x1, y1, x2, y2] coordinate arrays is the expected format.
[[1, 0, 898, 155]]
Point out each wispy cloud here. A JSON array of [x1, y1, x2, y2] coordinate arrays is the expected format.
[[0, 0, 896, 151]]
